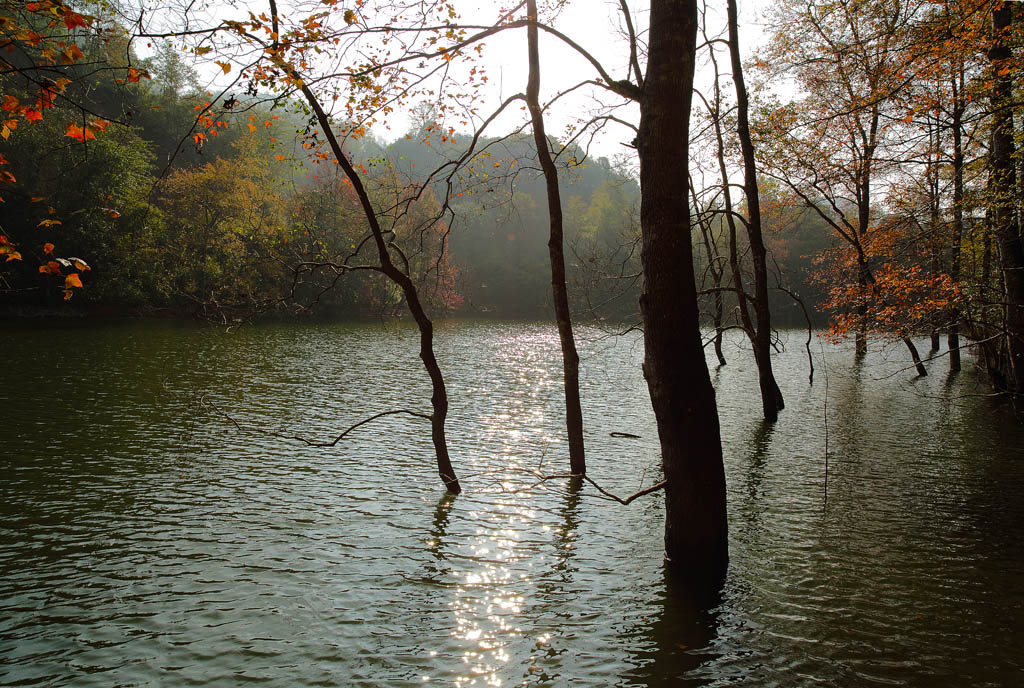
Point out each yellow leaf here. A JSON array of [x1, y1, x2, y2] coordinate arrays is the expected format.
[[215, 61, 231, 74], [4, 251, 21, 261], [195, 46, 213, 56]]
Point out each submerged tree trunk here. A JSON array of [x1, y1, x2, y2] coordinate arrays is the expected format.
[[727, 0, 784, 421], [990, 2, 1024, 400], [904, 337, 928, 377], [526, 0, 586, 475], [639, 0, 727, 585], [949, 68, 964, 373], [265, 0, 461, 493], [713, 284, 727, 367], [291, 74, 461, 494]]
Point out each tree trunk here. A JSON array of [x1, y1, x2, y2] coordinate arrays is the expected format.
[[713, 289, 727, 367], [691, 176, 727, 367], [949, 68, 964, 373], [727, 0, 783, 421], [990, 2, 1024, 399], [295, 79, 461, 494], [904, 337, 928, 377], [639, 0, 727, 585], [526, 0, 586, 475]]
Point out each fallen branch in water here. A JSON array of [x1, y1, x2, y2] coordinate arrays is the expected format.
[[201, 397, 666, 504], [201, 395, 431, 448], [465, 465, 666, 505]]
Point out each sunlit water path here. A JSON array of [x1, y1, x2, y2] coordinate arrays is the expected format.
[[2, 320, 1022, 686]]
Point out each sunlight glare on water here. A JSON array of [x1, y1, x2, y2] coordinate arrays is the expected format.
[[1, 319, 1022, 687]]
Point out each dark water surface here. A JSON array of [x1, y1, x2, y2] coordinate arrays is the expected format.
[[1, 320, 1022, 687]]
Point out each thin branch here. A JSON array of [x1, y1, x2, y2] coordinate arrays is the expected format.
[[202, 395, 431, 447]]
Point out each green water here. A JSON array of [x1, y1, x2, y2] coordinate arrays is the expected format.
[[1, 319, 1022, 686]]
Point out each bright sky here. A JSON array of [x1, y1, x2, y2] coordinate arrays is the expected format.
[[383, 0, 773, 161], [167, 0, 774, 162]]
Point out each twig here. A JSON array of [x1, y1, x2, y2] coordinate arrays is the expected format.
[[582, 475, 666, 505], [459, 465, 666, 505], [201, 395, 431, 447]]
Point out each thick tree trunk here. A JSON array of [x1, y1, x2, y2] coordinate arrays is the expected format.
[[990, 2, 1024, 399], [526, 0, 586, 475], [727, 0, 783, 422], [639, 0, 727, 585]]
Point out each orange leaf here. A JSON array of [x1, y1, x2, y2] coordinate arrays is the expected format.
[[1, 95, 18, 112], [37, 219, 62, 227], [63, 289, 73, 301], [24, 108, 42, 122], [64, 123, 95, 142], [64, 273, 83, 289], [43, 242, 54, 254], [61, 45, 84, 65]]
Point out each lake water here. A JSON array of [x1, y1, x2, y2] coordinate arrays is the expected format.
[[1, 320, 1022, 687]]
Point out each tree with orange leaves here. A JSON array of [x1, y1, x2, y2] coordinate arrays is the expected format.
[[0, 0, 152, 300]]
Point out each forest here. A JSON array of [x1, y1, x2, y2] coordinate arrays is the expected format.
[[2, 0, 1023, 686]]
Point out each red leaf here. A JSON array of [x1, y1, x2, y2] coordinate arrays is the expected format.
[[63, 12, 88, 31]]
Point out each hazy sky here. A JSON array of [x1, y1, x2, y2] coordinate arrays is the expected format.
[[175, 0, 773, 161], [382, 0, 773, 160]]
